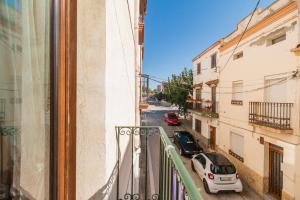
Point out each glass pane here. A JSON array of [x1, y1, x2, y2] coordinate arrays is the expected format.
[[0, 0, 50, 199]]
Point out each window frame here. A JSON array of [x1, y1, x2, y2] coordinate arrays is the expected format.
[[229, 132, 244, 162], [271, 34, 286, 45], [211, 53, 217, 68], [231, 80, 243, 105], [233, 51, 243, 60], [195, 119, 202, 134], [196, 63, 201, 75]]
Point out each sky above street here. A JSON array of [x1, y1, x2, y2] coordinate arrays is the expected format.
[[143, 0, 275, 88]]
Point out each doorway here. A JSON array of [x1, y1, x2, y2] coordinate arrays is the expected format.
[[210, 126, 216, 150], [269, 144, 283, 199]]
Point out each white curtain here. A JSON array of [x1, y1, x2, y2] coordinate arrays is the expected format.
[[18, 1, 50, 199]]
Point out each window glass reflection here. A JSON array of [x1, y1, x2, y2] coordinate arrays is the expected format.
[[0, 0, 50, 199]]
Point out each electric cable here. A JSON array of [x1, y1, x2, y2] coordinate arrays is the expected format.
[[219, 0, 261, 73]]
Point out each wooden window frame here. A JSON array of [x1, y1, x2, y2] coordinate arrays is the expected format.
[[196, 63, 201, 75], [211, 53, 217, 68], [51, 0, 77, 199], [195, 119, 202, 134]]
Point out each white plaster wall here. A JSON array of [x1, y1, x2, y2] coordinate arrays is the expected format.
[[225, 0, 291, 41], [218, 6, 299, 198], [193, 45, 220, 111], [219, 10, 299, 136], [192, 114, 219, 142], [77, 0, 107, 199], [105, 0, 136, 181]]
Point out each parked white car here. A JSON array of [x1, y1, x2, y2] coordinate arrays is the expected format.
[[191, 152, 243, 194]]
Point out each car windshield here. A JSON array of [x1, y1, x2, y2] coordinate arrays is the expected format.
[[180, 134, 195, 144], [168, 113, 177, 119], [210, 164, 236, 175]]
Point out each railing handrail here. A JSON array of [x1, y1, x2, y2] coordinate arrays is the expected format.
[[116, 126, 203, 200], [248, 102, 293, 130]]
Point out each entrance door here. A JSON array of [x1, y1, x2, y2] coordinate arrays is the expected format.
[[210, 126, 216, 150], [269, 144, 283, 199]]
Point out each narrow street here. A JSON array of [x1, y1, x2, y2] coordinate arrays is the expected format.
[[142, 104, 263, 200]]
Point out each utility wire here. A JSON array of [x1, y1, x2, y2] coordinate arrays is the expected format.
[[145, 70, 296, 85], [148, 72, 297, 95], [219, 0, 261, 73], [147, 70, 296, 89]]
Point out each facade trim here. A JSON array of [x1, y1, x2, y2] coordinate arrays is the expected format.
[[192, 40, 222, 62], [220, 1, 297, 52]]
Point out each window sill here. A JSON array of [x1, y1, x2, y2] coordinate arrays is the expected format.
[[231, 100, 243, 105], [229, 150, 244, 162]]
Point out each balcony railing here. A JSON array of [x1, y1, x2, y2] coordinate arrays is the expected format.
[[249, 102, 293, 130], [186, 100, 219, 118], [115, 126, 203, 200]]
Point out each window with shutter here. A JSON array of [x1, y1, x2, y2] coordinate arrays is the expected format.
[[230, 132, 244, 162], [232, 81, 243, 105]]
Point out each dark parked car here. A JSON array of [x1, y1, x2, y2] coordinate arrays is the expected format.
[[163, 112, 181, 125], [173, 131, 203, 157]]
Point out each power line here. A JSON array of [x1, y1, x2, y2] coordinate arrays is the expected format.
[[146, 70, 296, 85], [147, 72, 297, 95], [219, 0, 261, 73], [147, 70, 296, 89]]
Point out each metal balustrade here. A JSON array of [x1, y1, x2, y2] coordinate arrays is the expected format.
[[186, 100, 219, 118], [115, 126, 203, 200], [249, 102, 293, 130]]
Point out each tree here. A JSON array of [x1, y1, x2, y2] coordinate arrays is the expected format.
[[164, 68, 193, 116]]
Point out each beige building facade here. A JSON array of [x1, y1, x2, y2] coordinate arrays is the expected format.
[[191, 1, 300, 199], [191, 41, 221, 150]]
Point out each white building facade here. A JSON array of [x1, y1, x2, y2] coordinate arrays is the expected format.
[[77, 0, 146, 199], [191, 41, 221, 150], [218, 1, 300, 200]]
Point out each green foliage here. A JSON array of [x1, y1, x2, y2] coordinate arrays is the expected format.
[[164, 68, 193, 113], [154, 92, 165, 101]]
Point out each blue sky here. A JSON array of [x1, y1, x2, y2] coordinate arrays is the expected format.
[[143, 0, 274, 88], [4, 0, 21, 11]]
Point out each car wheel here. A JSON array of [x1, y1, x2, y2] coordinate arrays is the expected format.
[[191, 161, 196, 172], [203, 179, 211, 194]]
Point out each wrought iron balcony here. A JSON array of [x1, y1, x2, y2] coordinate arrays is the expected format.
[[186, 99, 219, 118], [249, 102, 293, 130], [114, 126, 203, 200]]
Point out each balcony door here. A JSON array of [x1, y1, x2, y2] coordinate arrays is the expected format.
[[211, 86, 216, 112], [195, 88, 201, 110]]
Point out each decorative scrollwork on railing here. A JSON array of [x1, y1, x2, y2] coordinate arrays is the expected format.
[[119, 127, 133, 136], [118, 127, 160, 137], [0, 126, 19, 136], [119, 193, 159, 200], [150, 194, 159, 200], [121, 193, 140, 200]]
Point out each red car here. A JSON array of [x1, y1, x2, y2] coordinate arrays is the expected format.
[[164, 112, 181, 126]]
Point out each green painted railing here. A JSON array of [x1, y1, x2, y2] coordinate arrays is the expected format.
[[115, 126, 203, 200]]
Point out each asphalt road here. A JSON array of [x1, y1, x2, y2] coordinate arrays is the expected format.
[[141, 105, 262, 200]]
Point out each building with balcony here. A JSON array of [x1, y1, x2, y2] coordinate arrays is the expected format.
[[217, 1, 300, 200], [189, 41, 222, 150]]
